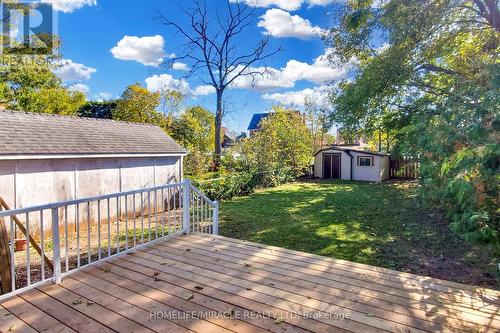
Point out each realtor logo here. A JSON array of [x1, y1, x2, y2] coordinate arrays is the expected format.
[[1, 1, 56, 55]]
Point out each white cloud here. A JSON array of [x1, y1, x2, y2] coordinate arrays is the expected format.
[[193, 85, 216, 96], [68, 83, 90, 95], [230, 0, 303, 11], [229, 49, 353, 90], [93, 92, 113, 101], [230, 65, 295, 90], [145, 74, 216, 98], [53, 59, 96, 81], [111, 35, 165, 67], [172, 62, 189, 71], [258, 9, 324, 39], [263, 86, 330, 106], [42, 0, 96, 13]]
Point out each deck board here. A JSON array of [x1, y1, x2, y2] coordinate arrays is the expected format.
[[1, 233, 498, 333]]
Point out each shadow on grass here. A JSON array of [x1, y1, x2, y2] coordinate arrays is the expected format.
[[220, 179, 498, 288]]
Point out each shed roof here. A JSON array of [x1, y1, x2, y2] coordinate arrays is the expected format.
[[247, 113, 269, 131], [314, 145, 390, 157], [0, 110, 186, 158]]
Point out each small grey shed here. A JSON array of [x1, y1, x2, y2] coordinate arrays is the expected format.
[[313, 145, 390, 182], [0, 110, 186, 209]]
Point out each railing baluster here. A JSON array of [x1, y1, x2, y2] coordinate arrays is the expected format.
[[87, 202, 91, 264], [133, 193, 137, 248], [173, 187, 177, 231], [10, 216, 15, 292], [76, 204, 80, 268], [140, 192, 144, 244], [161, 189, 165, 237], [154, 190, 158, 240], [40, 210, 45, 280], [107, 198, 111, 257], [51, 208, 61, 284], [166, 189, 171, 234], [25, 212, 30, 286], [147, 191, 151, 242], [125, 194, 128, 250], [64, 206, 68, 272], [97, 200, 101, 260], [116, 197, 120, 254]]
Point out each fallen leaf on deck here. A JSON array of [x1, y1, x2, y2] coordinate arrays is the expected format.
[[182, 293, 194, 301], [243, 263, 252, 267], [72, 299, 83, 305], [86, 301, 95, 306], [103, 266, 111, 273], [275, 318, 284, 324], [186, 248, 191, 252], [366, 313, 374, 317], [154, 277, 161, 282], [8, 324, 16, 331], [194, 286, 204, 290], [153, 272, 159, 276]]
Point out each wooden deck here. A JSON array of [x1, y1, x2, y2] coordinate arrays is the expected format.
[[1, 233, 499, 333]]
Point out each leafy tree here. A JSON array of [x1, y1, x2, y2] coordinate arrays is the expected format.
[[0, 57, 86, 114], [249, 106, 312, 185], [113, 84, 163, 124], [170, 106, 215, 175], [327, 0, 500, 248], [78, 100, 117, 119]]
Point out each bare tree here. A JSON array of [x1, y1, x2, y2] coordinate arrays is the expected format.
[[158, 0, 281, 169]]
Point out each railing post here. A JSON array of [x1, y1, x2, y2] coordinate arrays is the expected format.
[[182, 179, 191, 234], [213, 201, 219, 235], [51, 208, 62, 284]]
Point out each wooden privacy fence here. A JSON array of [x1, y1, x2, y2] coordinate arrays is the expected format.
[[390, 159, 419, 179]]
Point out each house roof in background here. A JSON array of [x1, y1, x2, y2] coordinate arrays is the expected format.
[[314, 145, 390, 157], [247, 113, 270, 131], [0, 110, 186, 158]]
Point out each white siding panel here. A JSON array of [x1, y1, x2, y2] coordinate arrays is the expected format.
[[351, 152, 381, 182]]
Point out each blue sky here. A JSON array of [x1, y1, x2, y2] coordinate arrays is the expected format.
[[49, 0, 350, 133]]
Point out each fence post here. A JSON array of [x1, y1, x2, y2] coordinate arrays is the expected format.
[[213, 201, 219, 235], [51, 208, 62, 284], [182, 179, 191, 234]]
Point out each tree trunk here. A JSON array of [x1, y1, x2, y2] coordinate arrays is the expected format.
[[214, 90, 223, 170]]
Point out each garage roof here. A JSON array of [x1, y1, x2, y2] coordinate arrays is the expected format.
[[0, 110, 186, 159]]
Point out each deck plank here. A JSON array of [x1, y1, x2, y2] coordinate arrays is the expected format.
[[148, 238, 492, 331], [0, 304, 37, 333], [1, 295, 75, 333], [166, 235, 498, 324], [185, 234, 499, 308], [1, 233, 498, 333]]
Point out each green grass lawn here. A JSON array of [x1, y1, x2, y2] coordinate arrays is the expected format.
[[219, 180, 497, 288]]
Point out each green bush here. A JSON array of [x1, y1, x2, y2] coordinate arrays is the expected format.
[[192, 169, 298, 201]]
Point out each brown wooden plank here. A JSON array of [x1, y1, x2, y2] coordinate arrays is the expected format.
[[120, 248, 415, 333], [1, 294, 75, 333], [177, 235, 499, 317], [0, 303, 37, 333], [81, 265, 312, 333], [19, 288, 116, 333], [37, 283, 154, 333], [109, 255, 350, 333], [76, 269, 292, 332], [57, 277, 194, 333], [168, 237, 500, 320], [189, 233, 499, 299], [150, 238, 494, 331]]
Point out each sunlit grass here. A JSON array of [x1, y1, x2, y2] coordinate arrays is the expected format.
[[219, 179, 497, 287]]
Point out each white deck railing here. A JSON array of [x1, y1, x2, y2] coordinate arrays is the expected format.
[[0, 179, 218, 301]]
